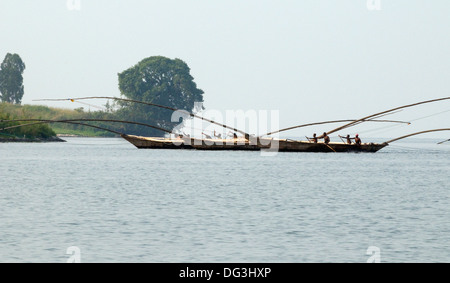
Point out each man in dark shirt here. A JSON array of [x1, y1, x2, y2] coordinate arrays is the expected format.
[[354, 134, 362, 146], [323, 132, 330, 144]]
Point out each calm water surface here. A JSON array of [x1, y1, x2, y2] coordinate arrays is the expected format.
[[0, 137, 449, 262]]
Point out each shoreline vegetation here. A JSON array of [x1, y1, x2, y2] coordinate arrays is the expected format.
[[0, 102, 117, 142], [1, 56, 205, 142], [0, 136, 65, 143]]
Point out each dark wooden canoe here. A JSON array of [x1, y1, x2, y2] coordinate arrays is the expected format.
[[121, 134, 388, 153]]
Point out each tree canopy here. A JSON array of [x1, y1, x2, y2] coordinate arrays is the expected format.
[[117, 56, 204, 136], [0, 53, 26, 104]]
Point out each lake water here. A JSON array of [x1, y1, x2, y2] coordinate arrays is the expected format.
[[0, 137, 449, 263]]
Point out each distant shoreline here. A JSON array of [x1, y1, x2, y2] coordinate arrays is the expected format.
[[0, 136, 66, 143], [0, 135, 120, 142]]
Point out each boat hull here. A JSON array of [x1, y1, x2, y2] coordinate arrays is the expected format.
[[121, 135, 388, 153]]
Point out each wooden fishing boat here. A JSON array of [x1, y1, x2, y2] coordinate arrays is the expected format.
[[121, 134, 388, 152], [277, 139, 387, 153], [1, 118, 446, 153], [120, 135, 261, 150], [5, 117, 447, 152], [3, 96, 448, 153]]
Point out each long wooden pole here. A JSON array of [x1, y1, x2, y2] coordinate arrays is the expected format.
[[34, 96, 251, 139], [325, 143, 336, 152], [0, 120, 124, 136], [260, 119, 410, 137], [385, 128, 450, 144], [321, 97, 450, 138], [0, 118, 172, 134]]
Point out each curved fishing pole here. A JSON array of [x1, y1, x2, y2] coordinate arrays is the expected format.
[[261, 109, 406, 137], [260, 119, 411, 137], [33, 96, 251, 139], [385, 129, 450, 144], [334, 110, 405, 132], [321, 96, 450, 138], [0, 118, 172, 135]]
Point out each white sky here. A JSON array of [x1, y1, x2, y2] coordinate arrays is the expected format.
[[1, 0, 449, 139]]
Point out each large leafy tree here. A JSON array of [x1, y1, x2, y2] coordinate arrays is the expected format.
[[0, 53, 26, 104], [117, 56, 204, 136]]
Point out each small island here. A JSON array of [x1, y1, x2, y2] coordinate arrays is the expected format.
[[0, 112, 65, 143], [0, 135, 65, 143]]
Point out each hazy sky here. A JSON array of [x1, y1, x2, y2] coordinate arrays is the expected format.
[[1, 0, 449, 138]]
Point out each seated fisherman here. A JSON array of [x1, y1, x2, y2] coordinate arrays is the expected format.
[[307, 133, 318, 143], [202, 132, 212, 139], [354, 134, 362, 146], [323, 132, 330, 145], [339, 134, 353, 144]]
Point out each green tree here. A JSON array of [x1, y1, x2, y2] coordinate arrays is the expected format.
[[0, 53, 26, 104], [117, 56, 204, 136]]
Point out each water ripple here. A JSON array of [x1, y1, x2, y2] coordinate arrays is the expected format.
[[0, 138, 449, 262]]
